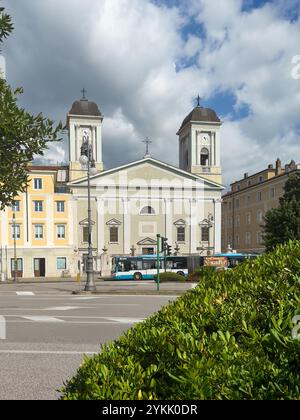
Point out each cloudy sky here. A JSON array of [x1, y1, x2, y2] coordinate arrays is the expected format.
[[2, 0, 300, 186]]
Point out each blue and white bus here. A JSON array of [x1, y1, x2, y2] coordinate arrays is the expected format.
[[111, 255, 188, 280]]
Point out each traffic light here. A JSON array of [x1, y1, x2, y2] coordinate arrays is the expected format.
[[161, 237, 168, 253], [167, 244, 172, 256]]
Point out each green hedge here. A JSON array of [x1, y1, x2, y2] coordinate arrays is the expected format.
[[154, 271, 187, 282], [60, 241, 300, 400], [189, 266, 217, 282]]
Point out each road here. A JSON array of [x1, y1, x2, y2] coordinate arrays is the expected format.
[[0, 280, 188, 400]]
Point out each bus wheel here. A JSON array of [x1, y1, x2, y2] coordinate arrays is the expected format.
[[133, 272, 142, 281], [177, 271, 185, 276]]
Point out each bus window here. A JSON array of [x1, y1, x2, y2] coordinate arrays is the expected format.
[[166, 260, 173, 270], [228, 257, 245, 268], [166, 257, 187, 270], [173, 258, 186, 269], [128, 258, 143, 271], [142, 259, 156, 270], [117, 261, 125, 272]]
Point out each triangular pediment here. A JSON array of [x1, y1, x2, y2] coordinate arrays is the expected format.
[[68, 157, 224, 190], [79, 218, 95, 226], [174, 219, 186, 226], [106, 218, 121, 226], [137, 237, 157, 245], [199, 218, 213, 227]]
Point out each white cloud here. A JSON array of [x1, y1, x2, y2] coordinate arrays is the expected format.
[[194, 1, 300, 183], [40, 143, 66, 165], [3, 0, 300, 187]]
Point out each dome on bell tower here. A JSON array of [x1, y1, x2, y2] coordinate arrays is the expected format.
[[68, 91, 102, 118], [68, 98, 101, 117], [177, 103, 220, 135]]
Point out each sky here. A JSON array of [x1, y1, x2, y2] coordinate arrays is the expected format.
[[2, 0, 300, 187]]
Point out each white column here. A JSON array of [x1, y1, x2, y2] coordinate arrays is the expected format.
[[215, 130, 221, 167], [191, 128, 197, 166], [213, 132, 216, 166], [93, 126, 97, 161], [211, 132, 215, 167], [96, 125, 102, 164], [69, 123, 76, 162], [165, 199, 173, 245], [76, 125, 82, 162], [123, 198, 131, 254], [214, 198, 222, 253], [97, 198, 105, 253], [190, 199, 197, 253]]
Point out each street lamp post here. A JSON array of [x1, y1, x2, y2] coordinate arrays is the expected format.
[[208, 212, 214, 255], [79, 130, 97, 292]]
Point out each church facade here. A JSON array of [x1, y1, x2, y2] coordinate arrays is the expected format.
[[0, 94, 223, 279], [68, 95, 224, 274]]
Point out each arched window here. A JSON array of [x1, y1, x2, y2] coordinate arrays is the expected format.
[[140, 206, 155, 215], [200, 147, 209, 166]]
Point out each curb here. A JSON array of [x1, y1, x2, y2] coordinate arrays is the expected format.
[[72, 290, 185, 296]]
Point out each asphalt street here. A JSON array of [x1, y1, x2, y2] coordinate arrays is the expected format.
[[0, 280, 190, 400]]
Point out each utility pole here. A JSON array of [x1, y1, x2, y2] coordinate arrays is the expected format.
[[156, 234, 160, 291]]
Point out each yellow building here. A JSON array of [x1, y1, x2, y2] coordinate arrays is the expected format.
[[221, 159, 300, 254], [0, 166, 77, 279]]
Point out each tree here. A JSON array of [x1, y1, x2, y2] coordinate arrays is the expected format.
[[0, 4, 62, 209], [263, 172, 300, 251]]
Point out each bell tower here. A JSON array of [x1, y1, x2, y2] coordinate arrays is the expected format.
[[67, 90, 104, 180], [177, 97, 222, 185]]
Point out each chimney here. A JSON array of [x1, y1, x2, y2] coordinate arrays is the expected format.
[[268, 164, 274, 169], [275, 158, 282, 176], [244, 172, 248, 179]]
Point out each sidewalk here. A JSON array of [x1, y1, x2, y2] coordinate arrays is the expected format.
[[0, 277, 195, 295], [0, 276, 107, 284]]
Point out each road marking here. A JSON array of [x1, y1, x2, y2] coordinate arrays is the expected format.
[[44, 306, 83, 311], [0, 316, 6, 340], [104, 317, 145, 324], [21, 316, 65, 323], [72, 297, 99, 300], [4, 315, 129, 319], [0, 294, 180, 299], [16, 292, 35, 296], [5, 320, 136, 324], [0, 350, 97, 355]]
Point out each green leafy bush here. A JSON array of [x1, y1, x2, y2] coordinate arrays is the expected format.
[[60, 241, 300, 400], [189, 266, 216, 282], [154, 271, 187, 282]]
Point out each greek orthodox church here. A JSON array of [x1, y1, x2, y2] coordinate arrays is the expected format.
[[67, 94, 223, 273]]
